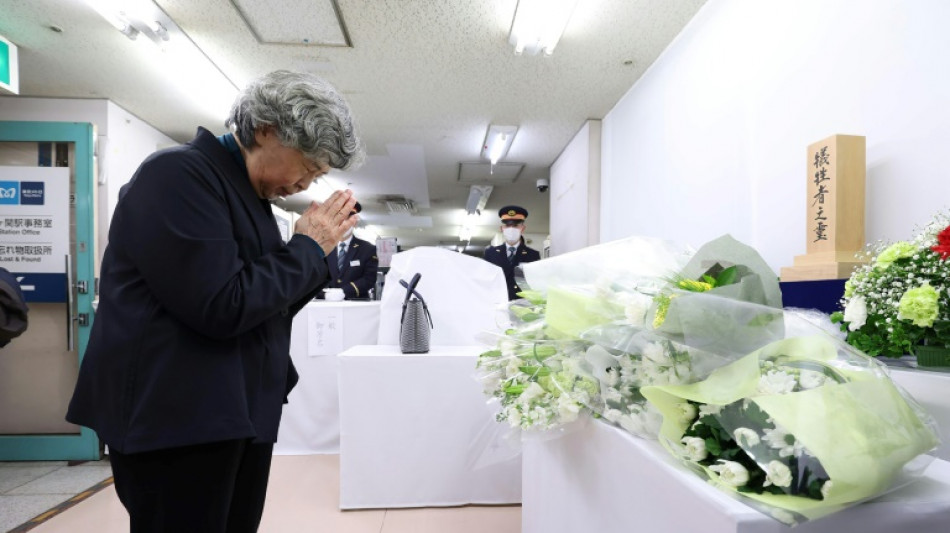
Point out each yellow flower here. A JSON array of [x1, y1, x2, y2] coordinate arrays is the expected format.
[[653, 294, 677, 328], [677, 279, 714, 292]]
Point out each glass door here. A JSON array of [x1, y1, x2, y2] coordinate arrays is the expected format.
[[0, 121, 98, 460]]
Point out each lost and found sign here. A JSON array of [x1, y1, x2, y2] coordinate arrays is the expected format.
[[0, 166, 70, 302]]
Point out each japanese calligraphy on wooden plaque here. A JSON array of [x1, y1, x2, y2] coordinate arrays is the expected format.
[[780, 135, 867, 281]]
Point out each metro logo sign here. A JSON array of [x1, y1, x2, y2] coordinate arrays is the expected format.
[[0, 181, 18, 204]]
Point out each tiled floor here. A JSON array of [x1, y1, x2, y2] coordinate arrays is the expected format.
[[1, 455, 521, 533], [0, 459, 113, 532]]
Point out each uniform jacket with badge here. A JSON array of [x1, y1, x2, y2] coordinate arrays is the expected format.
[[66, 127, 328, 454], [484, 241, 541, 300], [326, 236, 378, 299]]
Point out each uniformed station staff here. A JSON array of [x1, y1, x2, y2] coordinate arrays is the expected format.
[[324, 201, 379, 299], [483, 205, 541, 300]]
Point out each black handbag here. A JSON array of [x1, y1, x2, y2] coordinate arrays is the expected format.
[[399, 273, 433, 353]]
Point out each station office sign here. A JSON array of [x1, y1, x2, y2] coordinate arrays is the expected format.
[[0, 166, 69, 302]]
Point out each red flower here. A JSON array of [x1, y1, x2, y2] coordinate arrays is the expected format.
[[931, 225, 950, 259]]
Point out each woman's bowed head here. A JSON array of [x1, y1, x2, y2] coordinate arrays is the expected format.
[[226, 70, 367, 255]]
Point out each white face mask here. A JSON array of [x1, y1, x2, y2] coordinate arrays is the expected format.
[[502, 227, 522, 243], [342, 228, 354, 240]]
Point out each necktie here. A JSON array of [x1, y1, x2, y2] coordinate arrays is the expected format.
[[337, 243, 347, 272], [507, 246, 516, 263]]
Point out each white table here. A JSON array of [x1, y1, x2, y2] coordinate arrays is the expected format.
[[274, 301, 380, 455], [338, 344, 522, 509], [889, 367, 950, 461], [523, 418, 950, 533]]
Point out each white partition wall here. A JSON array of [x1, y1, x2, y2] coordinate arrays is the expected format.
[[549, 120, 601, 256], [599, 0, 950, 271], [0, 97, 177, 265]]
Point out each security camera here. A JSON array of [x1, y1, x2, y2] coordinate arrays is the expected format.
[[537, 178, 549, 193]]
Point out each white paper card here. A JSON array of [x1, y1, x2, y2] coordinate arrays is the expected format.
[[307, 306, 343, 357]]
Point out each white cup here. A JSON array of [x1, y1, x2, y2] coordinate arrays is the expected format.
[[324, 288, 345, 301]]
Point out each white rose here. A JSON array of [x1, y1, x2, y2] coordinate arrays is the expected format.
[[698, 403, 723, 418], [757, 370, 797, 395], [676, 402, 697, 425], [821, 480, 833, 499], [681, 437, 708, 461], [603, 408, 622, 423], [709, 460, 750, 487], [733, 427, 760, 447], [843, 295, 868, 331], [763, 425, 804, 458], [763, 460, 793, 488]]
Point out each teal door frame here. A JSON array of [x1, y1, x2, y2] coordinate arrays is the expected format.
[[0, 121, 99, 460]]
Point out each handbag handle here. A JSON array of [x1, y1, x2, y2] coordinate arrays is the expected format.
[[399, 278, 425, 302], [400, 273, 422, 324], [398, 274, 433, 329]]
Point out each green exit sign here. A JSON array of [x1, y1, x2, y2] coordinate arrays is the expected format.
[[0, 35, 19, 95]]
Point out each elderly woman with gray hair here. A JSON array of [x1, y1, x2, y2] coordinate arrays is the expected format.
[[67, 71, 365, 533]]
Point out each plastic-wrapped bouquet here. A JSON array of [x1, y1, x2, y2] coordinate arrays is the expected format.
[[476, 292, 601, 431], [643, 327, 940, 525], [474, 234, 941, 525], [831, 210, 950, 365], [477, 234, 785, 437]]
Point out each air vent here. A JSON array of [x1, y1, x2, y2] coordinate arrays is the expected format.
[[382, 196, 416, 214]]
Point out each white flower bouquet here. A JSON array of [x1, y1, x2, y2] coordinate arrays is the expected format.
[[474, 234, 941, 525], [477, 234, 785, 438], [642, 328, 940, 525]]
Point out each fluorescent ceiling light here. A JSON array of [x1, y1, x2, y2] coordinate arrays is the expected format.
[[481, 125, 518, 166], [85, 0, 238, 116], [458, 212, 480, 242], [508, 0, 579, 56], [465, 185, 493, 215]]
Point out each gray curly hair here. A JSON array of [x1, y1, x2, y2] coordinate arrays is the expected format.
[[226, 70, 365, 170]]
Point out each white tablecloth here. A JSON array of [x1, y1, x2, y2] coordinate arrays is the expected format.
[[338, 344, 521, 509], [523, 418, 950, 533], [274, 301, 380, 455], [889, 367, 950, 461]]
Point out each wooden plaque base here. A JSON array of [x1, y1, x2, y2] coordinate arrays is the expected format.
[[780, 252, 865, 281]]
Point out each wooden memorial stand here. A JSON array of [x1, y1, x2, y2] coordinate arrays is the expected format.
[[781, 134, 866, 281]]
